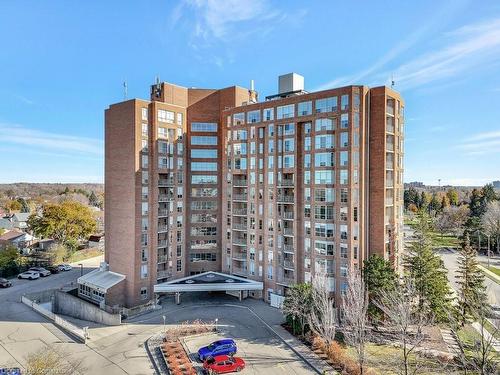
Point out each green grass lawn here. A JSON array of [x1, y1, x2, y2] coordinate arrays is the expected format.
[[457, 325, 500, 362], [486, 266, 500, 277], [67, 248, 103, 263], [345, 343, 448, 375], [430, 232, 460, 249]]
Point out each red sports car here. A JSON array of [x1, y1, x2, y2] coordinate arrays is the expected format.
[[203, 355, 245, 374]]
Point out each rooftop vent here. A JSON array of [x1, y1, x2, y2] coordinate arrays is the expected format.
[[266, 73, 307, 101]]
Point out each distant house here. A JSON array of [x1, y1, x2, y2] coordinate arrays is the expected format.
[[31, 238, 56, 251], [88, 234, 105, 250], [11, 212, 30, 231], [0, 230, 35, 251], [0, 218, 13, 231]]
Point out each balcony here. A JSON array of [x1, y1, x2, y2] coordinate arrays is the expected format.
[[283, 228, 294, 236], [158, 239, 168, 247], [232, 194, 248, 201], [282, 212, 294, 220], [232, 251, 247, 261], [158, 179, 175, 187], [159, 194, 174, 202], [283, 244, 294, 254], [158, 209, 168, 217], [233, 238, 247, 246], [277, 195, 294, 203], [386, 179, 394, 188], [157, 270, 172, 279], [277, 275, 295, 286], [385, 161, 393, 170], [158, 224, 168, 233], [232, 223, 247, 231], [385, 198, 394, 206], [158, 254, 167, 263], [233, 208, 247, 216], [233, 179, 248, 187], [386, 143, 394, 152], [232, 266, 248, 276], [283, 260, 295, 270], [278, 179, 294, 187]]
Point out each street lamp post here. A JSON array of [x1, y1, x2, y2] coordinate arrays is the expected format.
[[162, 315, 166, 337], [487, 234, 491, 269], [215, 318, 218, 332], [78, 263, 83, 276]]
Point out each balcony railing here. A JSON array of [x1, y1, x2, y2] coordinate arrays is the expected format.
[[233, 238, 247, 246], [157, 270, 172, 279], [277, 195, 294, 203], [282, 212, 294, 220], [386, 180, 394, 187], [278, 179, 294, 187], [385, 198, 394, 206], [233, 208, 247, 216], [233, 179, 248, 186], [157, 254, 167, 263], [283, 228, 294, 236], [232, 194, 248, 201], [232, 223, 247, 231], [232, 266, 248, 276], [159, 194, 174, 202], [158, 209, 168, 217], [277, 275, 295, 285], [283, 260, 295, 270], [385, 162, 393, 170], [283, 244, 294, 253], [158, 225, 168, 232], [158, 179, 175, 186], [386, 143, 394, 152], [158, 239, 167, 247], [232, 252, 247, 260]]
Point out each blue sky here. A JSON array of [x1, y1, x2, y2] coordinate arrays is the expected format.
[[1, 0, 499, 186]]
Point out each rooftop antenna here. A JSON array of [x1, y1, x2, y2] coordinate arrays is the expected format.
[[391, 73, 395, 89], [123, 81, 128, 100], [250, 79, 255, 91]]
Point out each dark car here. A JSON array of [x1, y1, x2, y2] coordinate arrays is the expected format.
[[46, 266, 60, 274], [198, 339, 237, 361], [0, 278, 12, 288], [0, 368, 22, 375]]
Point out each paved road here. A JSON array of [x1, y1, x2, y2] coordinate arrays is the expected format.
[[438, 248, 500, 305]]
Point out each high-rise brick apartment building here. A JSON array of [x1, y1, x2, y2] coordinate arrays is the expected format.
[[103, 74, 404, 308]]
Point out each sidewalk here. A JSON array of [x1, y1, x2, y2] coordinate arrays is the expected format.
[[471, 322, 500, 352]]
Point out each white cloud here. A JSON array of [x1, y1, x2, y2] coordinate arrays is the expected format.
[[391, 18, 500, 90], [0, 124, 103, 156], [456, 129, 500, 155]]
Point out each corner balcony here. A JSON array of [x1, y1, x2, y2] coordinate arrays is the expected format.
[[158, 209, 169, 217], [157, 270, 172, 279], [158, 179, 175, 187], [233, 208, 247, 216], [282, 212, 294, 220], [283, 244, 294, 254], [233, 238, 247, 246], [277, 195, 294, 203], [158, 239, 168, 248], [232, 223, 247, 231], [232, 194, 248, 202], [282, 228, 294, 236]]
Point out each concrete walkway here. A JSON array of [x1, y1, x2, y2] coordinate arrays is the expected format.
[[471, 322, 500, 352], [440, 328, 461, 354]]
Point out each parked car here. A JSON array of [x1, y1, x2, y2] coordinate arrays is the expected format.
[[58, 264, 72, 271], [0, 368, 22, 375], [0, 278, 12, 288], [28, 267, 51, 277], [203, 355, 245, 374], [18, 270, 40, 280], [46, 265, 60, 274], [198, 339, 237, 361]]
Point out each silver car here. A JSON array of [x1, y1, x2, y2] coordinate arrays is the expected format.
[[29, 267, 51, 277]]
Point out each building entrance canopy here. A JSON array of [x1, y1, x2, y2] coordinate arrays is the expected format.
[[154, 271, 263, 304]]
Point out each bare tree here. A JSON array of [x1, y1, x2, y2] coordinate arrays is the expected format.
[[309, 272, 337, 344], [482, 201, 500, 255], [375, 279, 430, 375], [342, 269, 370, 375], [436, 206, 470, 242], [25, 345, 85, 374], [449, 302, 499, 375]]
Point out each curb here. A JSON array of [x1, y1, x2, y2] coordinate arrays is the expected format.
[[478, 264, 500, 284]]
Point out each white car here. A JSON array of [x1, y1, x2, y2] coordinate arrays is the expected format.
[[57, 264, 72, 271], [18, 271, 40, 280], [28, 267, 51, 277]]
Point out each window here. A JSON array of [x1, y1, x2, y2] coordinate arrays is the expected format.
[[340, 132, 349, 147], [268, 124, 274, 137], [298, 101, 312, 116], [315, 97, 337, 113], [314, 205, 334, 220], [191, 149, 217, 158], [340, 170, 349, 184], [341, 188, 348, 203], [315, 134, 335, 149], [247, 110, 261, 123], [235, 158, 247, 170], [142, 108, 148, 121], [191, 162, 217, 171], [191, 188, 218, 198], [158, 127, 167, 139], [315, 118, 334, 131], [277, 104, 294, 119], [340, 114, 349, 128], [283, 123, 295, 135], [233, 113, 245, 125], [190, 253, 217, 262], [191, 175, 217, 184], [304, 154, 311, 168], [177, 112, 183, 125], [191, 136, 217, 145], [140, 264, 148, 279], [263, 108, 274, 121], [191, 122, 217, 132], [233, 143, 247, 155], [140, 287, 148, 300], [304, 137, 311, 151], [340, 151, 348, 166], [304, 122, 312, 134], [284, 138, 294, 152], [341, 94, 349, 110], [315, 241, 335, 255], [142, 123, 148, 137], [315, 188, 335, 202], [158, 109, 174, 123], [314, 152, 335, 167], [314, 170, 334, 184], [191, 201, 217, 210], [283, 155, 294, 168], [315, 223, 334, 237]]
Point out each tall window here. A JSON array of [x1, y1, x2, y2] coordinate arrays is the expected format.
[[277, 104, 294, 119], [158, 109, 174, 123], [191, 122, 217, 132], [315, 97, 337, 113], [191, 136, 217, 145], [298, 101, 312, 116], [247, 110, 261, 123]]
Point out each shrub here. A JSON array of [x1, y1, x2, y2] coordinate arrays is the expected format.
[[311, 335, 326, 352], [326, 341, 346, 364]]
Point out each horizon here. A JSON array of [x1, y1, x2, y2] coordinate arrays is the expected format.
[[1, 0, 500, 185]]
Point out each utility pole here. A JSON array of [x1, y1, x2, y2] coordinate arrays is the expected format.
[[487, 234, 491, 269]]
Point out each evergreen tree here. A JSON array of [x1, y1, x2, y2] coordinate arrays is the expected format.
[[455, 234, 487, 326], [420, 191, 429, 210], [446, 189, 459, 206], [17, 198, 30, 213], [403, 213, 452, 322], [469, 189, 484, 217], [429, 193, 441, 213], [441, 195, 450, 210], [363, 255, 397, 320], [88, 191, 99, 207]]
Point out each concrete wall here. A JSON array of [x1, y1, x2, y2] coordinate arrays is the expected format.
[[53, 290, 121, 326]]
